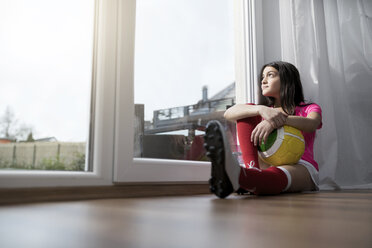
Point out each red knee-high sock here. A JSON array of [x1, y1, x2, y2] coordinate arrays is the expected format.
[[236, 116, 261, 169], [239, 167, 289, 195]]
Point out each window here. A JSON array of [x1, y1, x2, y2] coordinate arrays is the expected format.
[[133, 0, 235, 162], [0, 0, 94, 172], [0, 0, 260, 187], [114, 0, 237, 182], [0, 0, 116, 187]]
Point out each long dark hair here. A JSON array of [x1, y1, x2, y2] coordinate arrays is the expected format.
[[258, 61, 306, 115]]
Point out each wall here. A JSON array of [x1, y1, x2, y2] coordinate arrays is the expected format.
[[0, 142, 86, 170]]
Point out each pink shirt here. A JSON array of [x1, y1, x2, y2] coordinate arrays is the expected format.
[[294, 103, 322, 171]]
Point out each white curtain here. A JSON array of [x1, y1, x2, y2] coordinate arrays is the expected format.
[[279, 0, 372, 189]]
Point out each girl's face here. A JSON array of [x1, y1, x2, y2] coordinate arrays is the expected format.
[[261, 66, 281, 99]]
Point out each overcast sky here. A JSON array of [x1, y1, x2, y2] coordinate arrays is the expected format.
[[0, 0, 94, 142], [0, 0, 234, 142], [135, 0, 235, 120]]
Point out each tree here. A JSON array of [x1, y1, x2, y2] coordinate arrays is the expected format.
[[0, 106, 34, 141], [0, 106, 16, 139], [26, 132, 35, 142]]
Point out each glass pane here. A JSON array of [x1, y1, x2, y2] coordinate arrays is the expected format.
[[0, 0, 95, 171], [134, 0, 235, 161]]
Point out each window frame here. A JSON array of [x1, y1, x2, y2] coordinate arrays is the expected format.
[[0, 0, 116, 188], [0, 0, 263, 188], [113, 0, 263, 183]]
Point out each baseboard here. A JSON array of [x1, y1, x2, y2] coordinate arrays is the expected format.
[[0, 183, 210, 205]]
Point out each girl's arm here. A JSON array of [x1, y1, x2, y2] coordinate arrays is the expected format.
[[285, 112, 322, 133], [223, 104, 261, 121], [250, 111, 321, 146], [224, 104, 287, 128]]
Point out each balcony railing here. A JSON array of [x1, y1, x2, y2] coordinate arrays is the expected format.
[[152, 97, 235, 131]]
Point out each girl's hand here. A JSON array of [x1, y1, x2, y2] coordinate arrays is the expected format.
[[251, 120, 275, 147], [259, 106, 288, 129]]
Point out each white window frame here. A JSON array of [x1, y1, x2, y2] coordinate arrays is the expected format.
[[0, 0, 263, 188], [113, 0, 209, 183], [113, 0, 264, 183], [234, 0, 264, 104], [0, 0, 116, 188]]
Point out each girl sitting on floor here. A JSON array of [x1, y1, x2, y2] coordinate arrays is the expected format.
[[204, 61, 322, 198]]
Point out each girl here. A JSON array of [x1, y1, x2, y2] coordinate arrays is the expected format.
[[204, 61, 322, 198]]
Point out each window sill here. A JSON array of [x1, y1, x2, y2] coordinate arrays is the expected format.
[[0, 183, 210, 205]]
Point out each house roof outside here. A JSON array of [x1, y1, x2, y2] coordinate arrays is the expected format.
[[209, 82, 235, 101], [0, 138, 14, 144], [0, 137, 58, 143], [34, 137, 58, 142]]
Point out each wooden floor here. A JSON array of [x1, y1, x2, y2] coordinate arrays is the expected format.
[[1, 190, 371, 248]]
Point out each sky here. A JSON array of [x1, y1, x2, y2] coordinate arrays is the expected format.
[[0, 0, 234, 142], [135, 0, 235, 121], [0, 0, 94, 142]]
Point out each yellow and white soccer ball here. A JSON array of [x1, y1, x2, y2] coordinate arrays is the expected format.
[[258, 125, 305, 166]]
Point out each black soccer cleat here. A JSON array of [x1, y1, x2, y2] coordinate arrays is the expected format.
[[204, 121, 236, 199]]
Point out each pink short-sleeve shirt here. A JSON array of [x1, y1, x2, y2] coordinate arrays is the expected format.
[[295, 103, 322, 171]]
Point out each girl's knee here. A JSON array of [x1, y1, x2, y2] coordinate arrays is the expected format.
[[280, 164, 315, 192]]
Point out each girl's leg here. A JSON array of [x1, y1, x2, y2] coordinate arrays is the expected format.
[[235, 116, 290, 195], [236, 116, 261, 168], [278, 164, 316, 192], [239, 164, 316, 195], [206, 120, 311, 197], [238, 166, 290, 195]]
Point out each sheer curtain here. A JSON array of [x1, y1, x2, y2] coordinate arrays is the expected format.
[[278, 0, 372, 189]]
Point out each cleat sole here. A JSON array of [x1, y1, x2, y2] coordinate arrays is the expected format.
[[204, 121, 234, 198]]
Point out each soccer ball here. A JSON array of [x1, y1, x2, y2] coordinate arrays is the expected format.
[[258, 125, 305, 166]]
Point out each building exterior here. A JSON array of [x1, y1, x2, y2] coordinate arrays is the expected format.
[[135, 82, 236, 161]]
